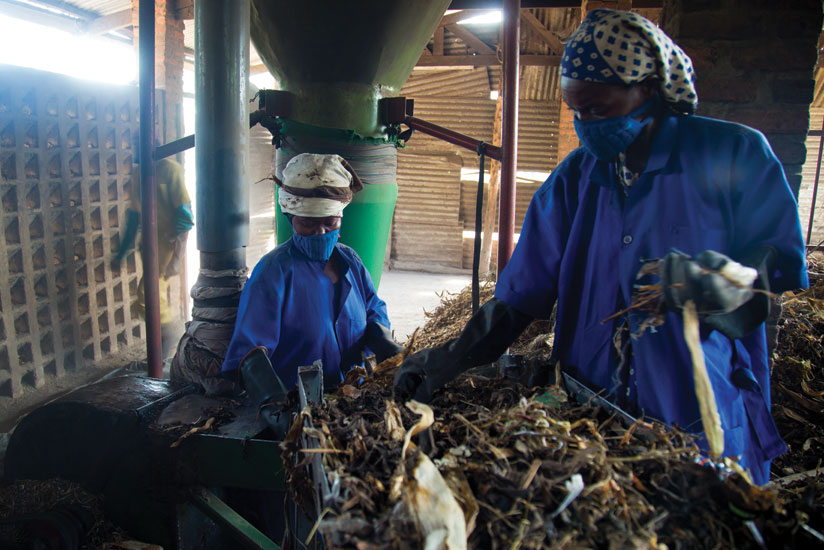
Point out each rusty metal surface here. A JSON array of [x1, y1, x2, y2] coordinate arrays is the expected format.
[[47, 375, 191, 412]]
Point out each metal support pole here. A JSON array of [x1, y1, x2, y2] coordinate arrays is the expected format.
[[139, 0, 162, 379], [195, 0, 250, 262], [807, 117, 824, 246], [497, 0, 520, 275]]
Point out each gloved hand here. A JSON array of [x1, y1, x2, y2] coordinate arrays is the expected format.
[[363, 322, 403, 364], [393, 297, 533, 403], [393, 345, 457, 404], [164, 233, 189, 278], [661, 249, 756, 316]]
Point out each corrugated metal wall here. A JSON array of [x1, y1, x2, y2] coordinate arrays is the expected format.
[[393, 67, 559, 271]]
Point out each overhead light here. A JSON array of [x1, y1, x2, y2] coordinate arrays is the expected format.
[[458, 10, 502, 26]]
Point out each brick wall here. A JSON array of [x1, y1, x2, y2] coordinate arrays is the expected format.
[[662, 0, 822, 199], [0, 66, 144, 399], [556, 103, 578, 164], [131, 0, 186, 144]]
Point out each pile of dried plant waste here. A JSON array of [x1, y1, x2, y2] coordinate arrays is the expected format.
[[771, 255, 824, 476], [0, 478, 130, 549], [404, 280, 554, 360], [279, 280, 824, 549]]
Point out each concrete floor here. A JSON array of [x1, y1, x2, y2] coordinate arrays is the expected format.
[[378, 269, 471, 342]]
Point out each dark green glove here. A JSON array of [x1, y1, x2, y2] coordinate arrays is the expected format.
[[114, 209, 140, 266], [661, 247, 776, 339], [363, 322, 403, 363], [393, 297, 533, 403], [704, 247, 776, 339], [662, 249, 755, 315]]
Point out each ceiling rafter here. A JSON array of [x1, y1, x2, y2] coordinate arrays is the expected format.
[[521, 9, 564, 54], [417, 54, 560, 67], [87, 8, 132, 35], [444, 22, 496, 55]]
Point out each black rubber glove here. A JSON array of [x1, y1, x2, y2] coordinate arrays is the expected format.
[[662, 249, 755, 315], [393, 297, 533, 403], [661, 247, 775, 339], [703, 246, 776, 339], [363, 322, 403, 364]]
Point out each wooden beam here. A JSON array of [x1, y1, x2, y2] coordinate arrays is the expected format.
[[445, 23, 495, 55], [416, 54, 560, 67], [87, 9, 132, 35], [521, 10, 564, 54], [250, 64, 271, 76], [176, 0, 194, 19], [433, 25, 445, 56], [0, 0, 82, 34], [440, 10, 474, 27]]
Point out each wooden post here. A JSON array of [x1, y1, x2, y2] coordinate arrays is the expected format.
[[479, 89, 504, 277]]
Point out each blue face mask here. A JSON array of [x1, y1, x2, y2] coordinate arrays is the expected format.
[[573, 97, 657, 162], [292, 229, 340, 261]]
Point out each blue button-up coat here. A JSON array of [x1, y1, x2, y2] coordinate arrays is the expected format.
[[222, 240, 391, 390], [496, 114, 808, 484]]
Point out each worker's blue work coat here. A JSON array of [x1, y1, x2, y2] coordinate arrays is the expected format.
[[222, 240, 391, 390], [496, 114, 808, 484]]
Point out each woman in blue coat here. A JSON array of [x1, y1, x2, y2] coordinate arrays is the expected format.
[[394, 9, 808, 484], [223, 153, 399, 390]]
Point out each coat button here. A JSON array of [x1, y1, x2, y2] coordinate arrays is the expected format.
[[622, 235, 633, 245]]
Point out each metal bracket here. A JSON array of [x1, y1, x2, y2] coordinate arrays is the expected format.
[[189, 487, 280, 550], [297, 362, 331, 519]]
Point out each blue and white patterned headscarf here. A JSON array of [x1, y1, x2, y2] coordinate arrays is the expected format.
[[561, 9, 697, 115]]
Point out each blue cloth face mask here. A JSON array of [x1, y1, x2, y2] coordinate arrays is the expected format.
[[573, 98, 657, 162], [292, 229, 340, 261]]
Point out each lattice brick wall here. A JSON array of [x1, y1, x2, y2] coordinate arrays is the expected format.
[[0, 66, 144, 399]]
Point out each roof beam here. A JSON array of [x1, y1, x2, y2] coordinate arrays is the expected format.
[[449, 0, 661, 7], [444, 23, 496, 55], [87, 8, 132, 35], [177, 0, 194, 20], [521, 9, 564, 54], [0, 0, 83, 34], [416, 54, 559, 67]]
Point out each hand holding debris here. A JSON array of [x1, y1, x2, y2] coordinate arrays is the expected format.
[[661, 249, 757, 315], [393, 344, 455, 403]]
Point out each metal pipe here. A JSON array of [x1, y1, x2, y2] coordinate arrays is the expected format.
[[807, 117, 824, 246], [138, 0, 162, 379], [155, 134, 194, 160], [404, 116, 503, 160], [497, 0, 520, 275], [195, 0, 250, 260]]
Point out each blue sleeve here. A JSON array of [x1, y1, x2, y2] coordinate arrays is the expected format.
[[730, 130, 808, 292], [494, 160, 576, 319], [221, 259, 283, 374], [174, 203, 194, 235], [352, 251, 391, 329]]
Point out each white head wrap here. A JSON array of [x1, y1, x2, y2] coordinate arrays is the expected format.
[[277, 153, 361, 217]]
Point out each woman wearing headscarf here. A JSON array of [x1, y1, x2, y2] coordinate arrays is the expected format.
[[223, 153, 401, 390], [394, 9, 807, 484]]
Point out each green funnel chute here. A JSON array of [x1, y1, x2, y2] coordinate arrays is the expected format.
[[250, 1, 450, 287]]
